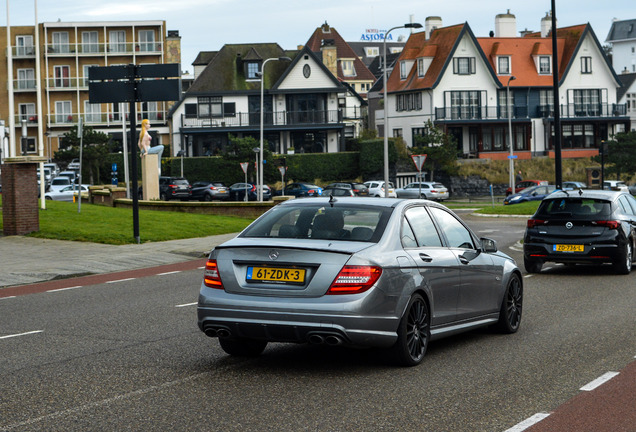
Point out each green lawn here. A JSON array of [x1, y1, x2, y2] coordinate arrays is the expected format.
[[0, 198, 253, 245]]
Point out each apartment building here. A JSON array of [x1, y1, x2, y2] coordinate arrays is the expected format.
[[0, 20, 180, 161]]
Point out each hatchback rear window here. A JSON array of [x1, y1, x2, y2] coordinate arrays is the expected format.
[[242, 204, 392, 242], [536, 198, 611, 219]]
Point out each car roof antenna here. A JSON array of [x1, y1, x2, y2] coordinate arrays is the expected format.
[[329, 194, 337, 207]]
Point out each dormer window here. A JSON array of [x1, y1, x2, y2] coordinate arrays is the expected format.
[[498, 56, 511, 75], [400, 61, 407, 79], [539, 56, 551, 74], [341, 59, 355, 77], [417, 58, 424, 77], [246, 61, 260, 80]]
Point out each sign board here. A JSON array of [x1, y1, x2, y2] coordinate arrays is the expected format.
[[507, 155, 518, 159], [88, 64, 181, 104], [411, 154, 427, 171], [240, 162, 249, 174], [278, 166, 286, 176]]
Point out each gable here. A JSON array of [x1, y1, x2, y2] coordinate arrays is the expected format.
[[277, 50, 343, 91]]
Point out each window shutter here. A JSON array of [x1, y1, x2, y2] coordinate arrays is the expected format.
[[453, 58, 458, 74], [470, 57, 476, 74]]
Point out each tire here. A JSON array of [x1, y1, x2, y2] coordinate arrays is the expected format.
[[160, 192, 168, 201], [218, 338, 267, 357], [389, 293, 430, 367], [613, 240, 633, 275], [495, 273, 523, 333], [524, 256, 542, 274], [203, 193, 213, 202], [45, 196, 52, 200]]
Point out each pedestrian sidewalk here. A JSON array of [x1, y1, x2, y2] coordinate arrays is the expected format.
[[0, 233, 237, 288]]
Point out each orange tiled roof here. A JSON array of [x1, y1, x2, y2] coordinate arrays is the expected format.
[[387, 24, 465, 93]]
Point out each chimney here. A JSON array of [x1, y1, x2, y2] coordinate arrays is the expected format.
[[495, 9, 516, 37], [320, 39, 338, 76], [541, 11, 555, 38], [425, 16, 442, 40]]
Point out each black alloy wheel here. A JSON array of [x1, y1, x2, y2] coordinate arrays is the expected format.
[[390, 294, 430, 367], [613, 240, 633, 275], [496, 273, 523, 333]]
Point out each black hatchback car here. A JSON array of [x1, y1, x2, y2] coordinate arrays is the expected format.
[[159, 176, 191, 201], [523, 190, 636, 274]]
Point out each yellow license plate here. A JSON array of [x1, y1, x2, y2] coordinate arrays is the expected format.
[[553, 244, 584, 252], [247, 266, 306, 283]]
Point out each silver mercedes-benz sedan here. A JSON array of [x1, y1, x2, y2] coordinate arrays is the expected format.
[[198, 197, 522, 366]]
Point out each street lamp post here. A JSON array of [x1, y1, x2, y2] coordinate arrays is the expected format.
[[507, 75, 516, 194], [259, 56, 291, 201], [383, 23, 422, 196]]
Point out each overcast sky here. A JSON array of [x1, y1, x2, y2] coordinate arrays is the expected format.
[[3, 0, 634, 74]]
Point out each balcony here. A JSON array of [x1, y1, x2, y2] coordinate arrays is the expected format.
[[435, 106, 529, 121], [181, 110, 343, 129], [537, 103, 627, 118], [46, 76, 82, 91], [12, 46, 36, 58], [13, 79, 37, 92], [45, 41, 163, 56]]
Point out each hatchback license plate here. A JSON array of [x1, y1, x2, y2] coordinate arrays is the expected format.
[[553, 244, 584, 252], [247, 266, 306, 283]]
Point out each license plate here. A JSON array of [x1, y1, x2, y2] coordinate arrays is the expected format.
[[553, 244, 584, 252], [246, 266, 306, 283]]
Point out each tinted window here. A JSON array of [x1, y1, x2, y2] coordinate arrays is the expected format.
[[242, 204, 391, 242], [429, 207, 474, 249], [618, 196, 634, 215], [536, 198, 612, 218], [404, 207, 442, 247]]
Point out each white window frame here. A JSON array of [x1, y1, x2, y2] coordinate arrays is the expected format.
[[400, 61, 407, 79], [341, 59, 355, 77], [19, 103, 36, 122], [17, 68, 35, 90], [109, 30, 126, 53], [52, 32, 70, 53], [539, 56, 551, 74], [498, 56, 511, 75], [417, 58, 424, 77], [138, 30, 155, 52], [55, 101, 73, 124], [16, 35, 34, 56], [82, 31, 99, 54], [84, 100, 102, 123], [54, 65, 71, 88]]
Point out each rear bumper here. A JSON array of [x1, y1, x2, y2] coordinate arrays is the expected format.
[[197, 285, 399, 348], [524, 242, 621, 264]]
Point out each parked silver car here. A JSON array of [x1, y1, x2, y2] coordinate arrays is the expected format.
[[44, 184, 89, 201], [396, 182, 449, 201], [198, 197, 522, 366]]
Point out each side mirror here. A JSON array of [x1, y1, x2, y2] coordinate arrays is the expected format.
[[481, 237, 498, 253]]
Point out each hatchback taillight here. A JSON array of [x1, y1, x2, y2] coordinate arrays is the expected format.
[[527, 219, 547, 228], [327, 266, 382, 295], [593, 220, 620, 229], [203, 259, 224, 289]]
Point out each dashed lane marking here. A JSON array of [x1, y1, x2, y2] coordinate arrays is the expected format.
[[580, 372, 620, 391], [105, 278, 136, 284], [175, 302, 197, 308], [157, 271, 182, 276], [47, 286, 83, 293], [503, 412, 551, 432], [0, 330, 44, 340]]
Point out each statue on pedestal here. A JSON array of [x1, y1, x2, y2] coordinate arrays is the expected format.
[[138, 119, 163, 175]]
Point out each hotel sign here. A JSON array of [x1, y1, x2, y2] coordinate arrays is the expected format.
[[360, 29, 395, 41]]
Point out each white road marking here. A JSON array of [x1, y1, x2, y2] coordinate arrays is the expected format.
[[175, 302, 197, 308], [47, 286, 83, 293], [197, 266, 205, 269], [105, 278, 135, 284], [580, 372, 619, 391], [0, 330, 44, 340], [157, 271, 181, 276], [504, 413, 551, 432], [0, 296, 16, 300], [523, 274, 534, 278]]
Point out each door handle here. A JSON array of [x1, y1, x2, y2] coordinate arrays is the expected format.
[[419, 253, 433, 262], [458, 255, 470, 265]]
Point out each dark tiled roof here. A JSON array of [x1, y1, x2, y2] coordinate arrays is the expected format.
[[367, 52, 401, 79], [192, 51, 217, 66], [348, 41, 407, 66], [606, 19, 636, 42], [187, 43, 297, 94], [618, 72, 636, 101], [305, 23, 376, 82]]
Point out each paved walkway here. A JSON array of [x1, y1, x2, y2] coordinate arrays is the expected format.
[[0, 233, 237, 288]]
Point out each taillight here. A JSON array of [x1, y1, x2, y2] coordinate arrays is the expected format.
[[430, 189, 438, 193], [327, 266, 382, 295], [308, 189, 315, 194], [527, 219, 547, 228], [209, 186, 217, 190], [203, 259, 224, 289], [593, 220, 620, 229], [250, 185, 256, 192]]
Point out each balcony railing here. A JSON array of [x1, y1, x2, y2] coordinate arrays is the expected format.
[[435, 103, 627, 121], [12, 46, 36, 58], [45, 41, 163, 56], [537, 103, 627, 118], [46, 110, 166, 127], [13, 79, 37, 91], [181, 110, 343, 129]]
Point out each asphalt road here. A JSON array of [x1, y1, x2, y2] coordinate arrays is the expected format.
[[1, 214, 635, 431]]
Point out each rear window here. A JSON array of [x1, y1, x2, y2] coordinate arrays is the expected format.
[[536, 198, 611, 219], [172, 178, 189, 186], [241, 204, 393, 242], [432, 183, 445, 189]]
